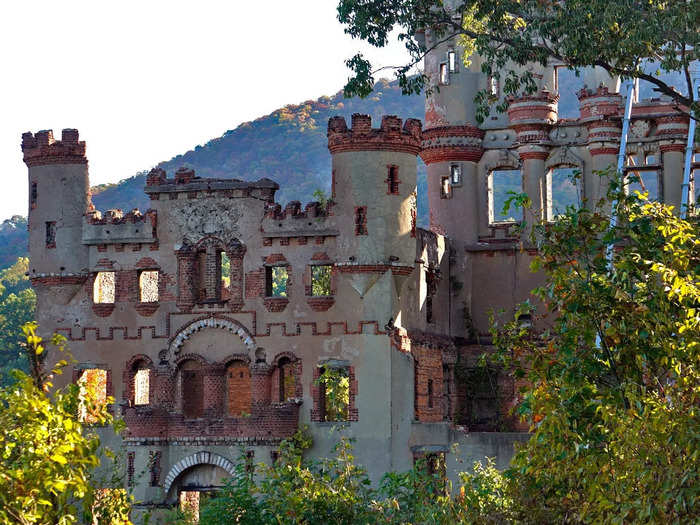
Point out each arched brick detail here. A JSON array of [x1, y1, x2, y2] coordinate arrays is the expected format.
[[163, 451, 239, 494], [221, 353, 251, 367], [173, 353, 208, 370], [168, 316, 256, 358], [271, 352, 302, 401]]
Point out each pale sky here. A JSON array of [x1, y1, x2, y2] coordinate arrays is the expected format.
[[0, 1, 411, 218]]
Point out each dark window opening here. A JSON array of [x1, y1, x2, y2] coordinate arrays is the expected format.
[[355, 207, 367, 235], [31, 182, 37, 209], [387, 166, 400, 194], [149, 451, 161, 487], [265, 266, 288, 297], [426, 294, 433, 324], [45, 221, 56, 248], [181, 361, 203, 419], [245, 450, 255, 474], [427, 379, 434, 408]]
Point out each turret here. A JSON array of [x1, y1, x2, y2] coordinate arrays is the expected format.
[[327, 114, 422, 266], [22, 128, 90, 276]]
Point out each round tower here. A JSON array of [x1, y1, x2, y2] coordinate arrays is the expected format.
[[327, 114, 422, 266], [22, 128, 90, 276]]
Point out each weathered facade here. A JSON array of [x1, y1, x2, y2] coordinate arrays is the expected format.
[[23, 28, 692, 519]]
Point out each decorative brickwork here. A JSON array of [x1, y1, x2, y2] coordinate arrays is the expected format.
[[22, 129, 87, 167], [328, 114, 422, 155]]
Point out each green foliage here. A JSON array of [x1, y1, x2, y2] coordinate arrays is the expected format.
[[317, 366, 350, 421], [311, 265, 332, 296], [0, 323, 132, 524], [490, 170, 700, 523], [337, 0, 697, 121], [0, 258, 35, 385], [271, 266, 289, 297]]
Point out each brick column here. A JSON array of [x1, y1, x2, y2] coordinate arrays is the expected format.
[[202, 364, 225, 418], [227, 243, 246, 311], [250, 363, 272, 411], [176, 246, 196, 311], [204, 241, 219, 302], [518, 146, 549, 228], [154, 366, 175, 411], [586, 144, 619, 212]]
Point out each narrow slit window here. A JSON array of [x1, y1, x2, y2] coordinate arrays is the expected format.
[[311, 265, 332, 296], [426, 294, 433, 324], [489, 169, 522, 223], [447, 49, 457, 73], [548, 167, 581, 220], [387, 166, 400, 194], [221, 251, 230, 297], [428, 379, 434, 408], [134, 367, 150, 405], [45, 221, 56, 248], [450, 164, 462, 186], [31, 182, 37, 208], [355, 206, 367, 235], [138, 270, 159, 302], [93, 271, 115, 304], [78, 368, 108, 423], [489, 76, 499, 97], [265, 266, 288, 297], [439, 63, 449, 85]]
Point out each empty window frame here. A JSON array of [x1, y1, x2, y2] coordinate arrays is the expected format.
[[554, 66, 583, 119], [78, 368, 108, 423], [318, 365, 350, 422], [311, 264, 332, 296], [547, 166, 581, 220], [134, 367, 150, 405], [440, 176, 452, 199], [625, 154, 660, 200], [221, 251, 230, 295], [149, 451, 161, 487], [450, 164, 462, 186], [447, 49, 457, 73], [278, 357, 296, 402], [355, 206, 368, 235], [387, 165, 400, 194], [45, 221, 56, 248], [265, 266, 288, 297], [488, 169, 522, 223], [138, 270, 159, 303], [179, 360, 203, 419], [93, 271, 115, 304], [439, 63, 449, 85]]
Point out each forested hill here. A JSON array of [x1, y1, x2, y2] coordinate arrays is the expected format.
[[90, 79, 425, 212]]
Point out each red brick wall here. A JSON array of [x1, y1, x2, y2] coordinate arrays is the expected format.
[[227, 362, 252, 417], [413, 345, 444, 422]]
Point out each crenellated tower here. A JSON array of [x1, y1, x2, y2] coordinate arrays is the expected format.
[[22, 129, 90, 277]]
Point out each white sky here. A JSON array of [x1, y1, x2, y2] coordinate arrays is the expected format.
[[0, 0, 411, 218]]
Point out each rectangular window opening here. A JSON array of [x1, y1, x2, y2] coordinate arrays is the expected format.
[[31, 182, 37, 208], [547, 167, 581, 220], [440, 176, 452, 199], [627, 170, 660, 201], [149, 451, 161, 487], [439, 63, 449, 85], [355, 206, 367, 235], [138, 270, 159, 303], [319, 365, 350, 422], [45, 221, 56, 248], [265, 265, 288, 297], [387, 166, 400, 194], [489, 169, 521, 223], [447, 49, 457, 73], [93, 271, 115, 304], [221, 251, 230, 297], [450, 164, 462, 186], [78, 368, 108, 423], [311, 265, 332, 296], [134, 368, 150, 405], [488, 76, 499, 97]]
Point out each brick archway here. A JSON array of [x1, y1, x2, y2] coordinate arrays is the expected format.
[[168, 316, 256, 360], [163, 451, 239, 494]]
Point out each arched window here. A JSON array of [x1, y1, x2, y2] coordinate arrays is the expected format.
[[134, 365, 150, 406], [277, 357, 296, 402], [488, 169, 521, 223], [226, 361, 251, 417]]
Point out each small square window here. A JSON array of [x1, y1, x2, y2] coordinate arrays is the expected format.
[[265, 266, 288, 297], [93, 272, 115, 304], [311, 265, 332, 296], [139, 270, 159, 302]]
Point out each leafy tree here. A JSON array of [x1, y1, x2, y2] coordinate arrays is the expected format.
[[337, 0, 698, 120], [0, 323, 132, 524], [490, 171, 700, 523], [317, 366, 350, 421], [0, 258, 36, 385]]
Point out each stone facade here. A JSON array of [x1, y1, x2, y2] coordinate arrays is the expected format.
[[22, 36, 693, 520]]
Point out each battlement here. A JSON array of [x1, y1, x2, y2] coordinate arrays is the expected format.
[[83, 208, 157, 246], [264, 200, 329, 220], [85, 207, 155, 225], [506, 90, 559, 126], [144, 167, 279, 202], [21, 128, 87, 167], [327, 114, 422, 154]]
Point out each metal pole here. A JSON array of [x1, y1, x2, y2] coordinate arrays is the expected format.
[[607, 78, 636, 264], [682, 63, 699, 218]]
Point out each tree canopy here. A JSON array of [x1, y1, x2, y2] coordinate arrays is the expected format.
[[338, 0, 698, 119]]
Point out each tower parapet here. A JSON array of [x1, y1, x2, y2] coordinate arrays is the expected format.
[[507, 90, 559, 144], [22, 129, 87, 167], [327, 114, 422, 154]]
